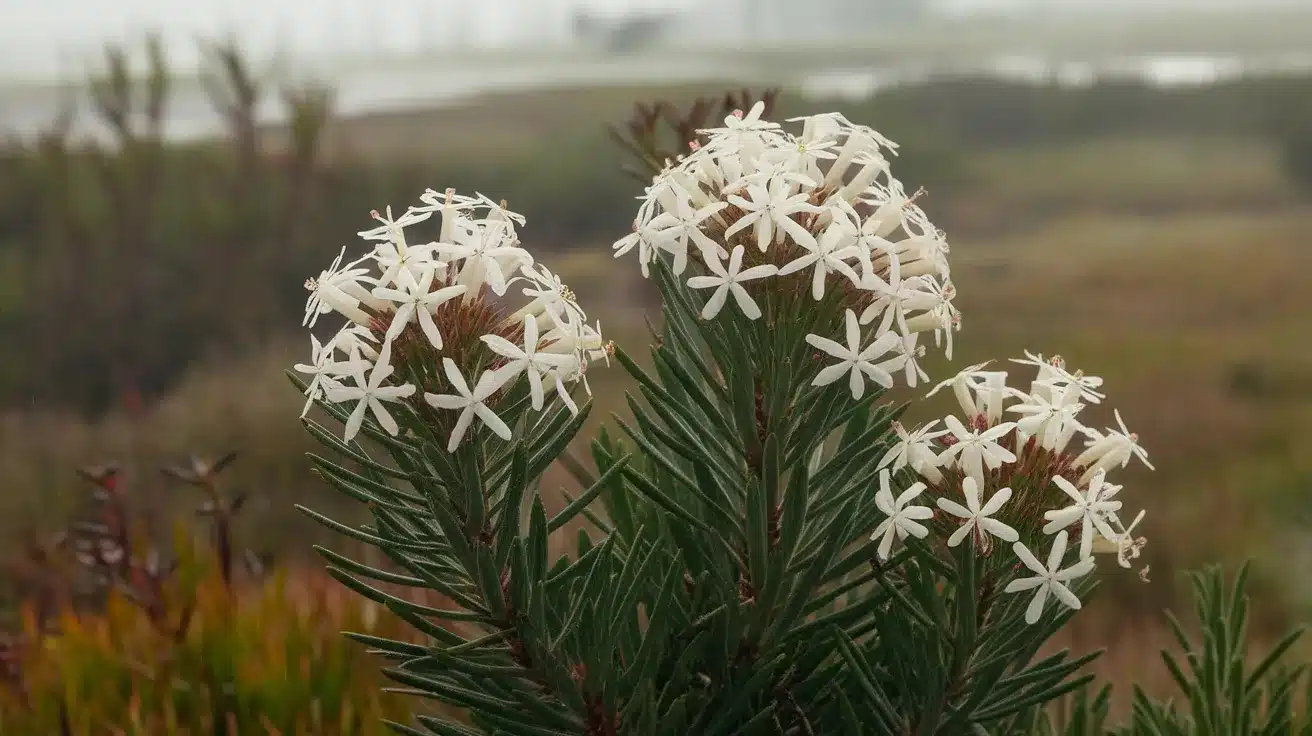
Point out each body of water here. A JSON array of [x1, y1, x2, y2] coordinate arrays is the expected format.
[[3, 50, 1311, 145]]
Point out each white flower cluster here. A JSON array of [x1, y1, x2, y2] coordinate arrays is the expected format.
[[873, 351, 1153, 624], [294, 190, 609, 451], [612, 103, 958, 391]]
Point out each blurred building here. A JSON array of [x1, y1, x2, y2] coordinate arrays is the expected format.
[[572, 10, 678, 52], [754, 0, 927, 41], [659, 0, 931, 46], [761, 0, 928, 29]]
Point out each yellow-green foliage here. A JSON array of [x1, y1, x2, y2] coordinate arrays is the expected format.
[[0, 535, 426, 735]]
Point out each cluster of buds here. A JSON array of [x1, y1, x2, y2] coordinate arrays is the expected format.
[[613, 102, 958, 391], [296, 190, 611, 451], [873, 351, 1153, 624]]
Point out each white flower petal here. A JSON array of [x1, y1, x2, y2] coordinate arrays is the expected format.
[[447, 409, 474, 452], [1025, 586, 1050, 624], [702, 285, 730, 320]]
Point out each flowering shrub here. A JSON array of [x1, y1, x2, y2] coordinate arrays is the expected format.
[[295, 189, 607, 449], [296, 99, 1172, 733]]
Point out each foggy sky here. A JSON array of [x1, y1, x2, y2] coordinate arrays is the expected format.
[[0, 0, 1298, 82], [0, 0, 698, 79]]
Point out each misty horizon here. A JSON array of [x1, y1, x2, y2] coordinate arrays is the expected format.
[[2, 0, 1308, 83]]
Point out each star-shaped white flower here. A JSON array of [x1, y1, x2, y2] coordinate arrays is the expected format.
[[698, 100, 784, 167], [648, 198, 728, 274], [645, 164, 698, 215], [1005, 531, 1096, 625], [360, 206, 440, 288], [357, 205, 432, 244], [902, 279, 960, 359], [683, 142, 727, 189], [786, 112, 843, 142], [379, 244, 440, 291], [416, 187, 480, 242], [539, 309, 604, 359], [423, 359, 513, 452], [1011, 350, 1105, 404], [805, 309, 902, 400], [778, 213, 863, 300], [481, 314, 576, 411], [891, 224, 951, 280], [325, 346, 417, 443], [870, 469, 934, 561], [890, 333, 926, 388], [844, 204, 904, 279], [925, 361, 996, 419], [686, 245, 777, 320], [938, 415, 1018, 487], [1043, 470, 1123, 560], [763, 135, 839, 181], [816, 113, 900, 153], [372, 268, 468, 349], [936, 477, 1018, 548], [836, 149, 891, 203], [1073, 409, 1154, 484], [612, 219, 665, 279], [859, 262, 925, 337], [293, 335, 370, 418], [726, 100, 775, 129], [303, 247, 374, 328], [512, 263, 585, 325], [878, 420, 948, 483], [544, 358, 585, 417], [855, 180, 916, 239], [1092, 508, 1147, 569], [437, 220, 527, 296], [470, 192, 528, 227], [724, 173, 823, 253], [325, 323, 381, 363], [1006, 382, 1084, 451]]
